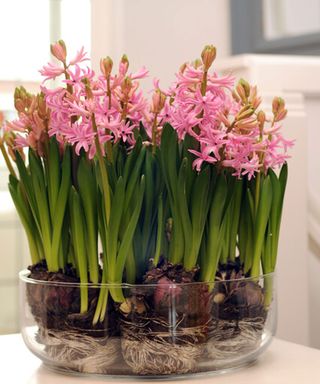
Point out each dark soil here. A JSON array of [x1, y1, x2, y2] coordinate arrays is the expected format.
[[142, 258, 211, 325], [212, 259, 266, 321], [26, 261, 117, 336], [143, 257, 200, 284]]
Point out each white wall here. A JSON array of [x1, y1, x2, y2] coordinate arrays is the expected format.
[[306, 97, 320, 349], [91, 0, 231, 89]]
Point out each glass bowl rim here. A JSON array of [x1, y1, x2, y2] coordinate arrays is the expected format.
[[19, 269, 275, 288]]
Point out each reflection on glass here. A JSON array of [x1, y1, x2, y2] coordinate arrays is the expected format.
[[263, 0, 320, 40]]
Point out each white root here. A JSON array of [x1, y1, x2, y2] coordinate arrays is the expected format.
[[38, 328, 121, 374], [206, 317, 265, 361], [121, 337, 204, 375], [120, 316, 207, 375]]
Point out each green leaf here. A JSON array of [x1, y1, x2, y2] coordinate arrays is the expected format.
[[47, 137, 60, 220], [69, 187, 88, 313], [77, 155, 98, 283], [140, 150, 154, 259], [251, 175, 273, 277], [8, 177, 41, 264], [201, 173, 228, 282], [51, 147, 71, 271], [177, 158, 192, 266], [228, 179, 243, 261], [125, 245, 136, 284], [239, 187, 254, 270], [29, 150, 53, 269], [114, 176, 145, 282], [160, 124, 179, 201], [266, 164, 288, 271], [153, 194, 164, 266], [123, 146, 146, 213], [106, 176, 125, 279], [187, 166, 211, 269], [123, 137, 142, 183], [15, 151, 40, 231], [159, 124, 184, 264]]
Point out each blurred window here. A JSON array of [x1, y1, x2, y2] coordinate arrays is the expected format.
[[263, 0, 320, 40], [231, 0, 320, 55]]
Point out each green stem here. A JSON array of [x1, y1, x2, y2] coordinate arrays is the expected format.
[[93, 267, 107, 325], [201, 71, 208, 96], [264, 274, 274, 308], [201, 174, 227, 282], [0, 142, 17, 178], [255, 172, 261, 216], [152, 113, 158, 155], [153, 195, 163, 266], [70, 187, 88, 313], [251, 176, 273, 278], [105, 77, 113, 163], [125, 245, 136, 284], [77, 157, 99, 283], [92, 115, 111, 226]]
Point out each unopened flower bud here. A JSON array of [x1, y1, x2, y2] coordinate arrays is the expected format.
[[14, 86, 26, 104], [50, 40, 67, 62], [238, 104, 252, 114], [151, 90, 166, 114], [236, 83, 247, 102], [239, 78, 250, 98], [119, 54, 129, 75], [28, 95, 37, 115], [14, 98, 25, 113], [100, 56, 113, 77], [252, 96, 262, 110], [236, 117, 257, 131], [14, 87, 30, 113], [272, 97, 285, 115], [274, 109, 288, 122], [179, 62, 187, 73], [237, 107, 254, 121], [37, 94, 47, 118], [193, 58, 202, 69], [14, 87, 21, 100], [121, 76, 132, 95], [218, 112, 231, 128], [201, 45, 216, 71], [257, 110, 266, 125], [81, 78, 93, 98], [232, 90, 240, 102]]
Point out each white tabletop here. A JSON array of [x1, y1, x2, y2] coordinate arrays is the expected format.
[[0, 334, 320, 383]]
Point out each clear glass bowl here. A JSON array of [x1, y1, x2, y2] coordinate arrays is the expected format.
[[19, 270, 276, 378]]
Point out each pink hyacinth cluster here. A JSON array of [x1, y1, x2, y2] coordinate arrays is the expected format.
[[39, 41, 149, 158], [5, 41, 293, 179], [151, 45, 294, 179], [5, 87, 49, 157]]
